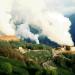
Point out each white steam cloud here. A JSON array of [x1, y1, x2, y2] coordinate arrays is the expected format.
[[0, 0, 74, 46], [0, 0, 15, 35]]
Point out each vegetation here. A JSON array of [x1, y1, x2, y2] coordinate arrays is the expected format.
[[25, 50, 52, 64], [0, 40, 75, 75], [9, 40, 52, 50]]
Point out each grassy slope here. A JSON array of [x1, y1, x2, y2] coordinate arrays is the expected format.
[[0, 41, 75, 75]]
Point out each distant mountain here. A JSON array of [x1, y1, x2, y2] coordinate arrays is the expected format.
[[24, 36, 59, 47], [69, 14, 75, 45], [38, 36, 59, 47], [25, 25, 60, 47]]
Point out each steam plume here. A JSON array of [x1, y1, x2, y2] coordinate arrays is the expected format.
[[0, 0, 74, 46]]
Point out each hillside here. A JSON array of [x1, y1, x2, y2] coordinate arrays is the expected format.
[[0, 40, 75, 75], [0, 35, 20, 41]]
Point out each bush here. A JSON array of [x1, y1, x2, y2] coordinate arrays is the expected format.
[[0, 56, 28, 75], [13, 67, 29, 75], [57, 67, 74, 75], [25, 50, 52, 64], [44, 66, 58, 75], [0, 62, 12, 75]]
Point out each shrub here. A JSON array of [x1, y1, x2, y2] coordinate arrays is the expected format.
[[0, 62, 12, 75], [44, 66, 58, 75], [25, 50, 52, 64]]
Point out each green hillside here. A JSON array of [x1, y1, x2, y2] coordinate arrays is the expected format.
[[0, 40, 75, 75]]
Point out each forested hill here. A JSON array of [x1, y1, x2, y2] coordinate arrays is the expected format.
[[0, 40, 75, 75]]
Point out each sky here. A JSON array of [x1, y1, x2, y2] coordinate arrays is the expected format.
[[45, 0, 75, 15], [0, 0, 75, 46]]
